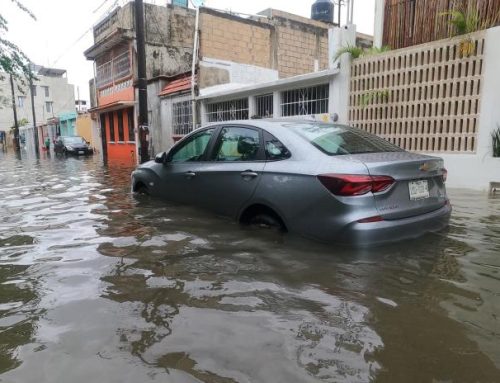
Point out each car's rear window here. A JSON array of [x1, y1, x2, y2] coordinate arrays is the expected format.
[[63, 136, 85, 145], [286, 123, 403, 155]]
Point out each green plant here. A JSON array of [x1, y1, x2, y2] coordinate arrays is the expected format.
[[439, 8, 480, 36], [333, 45, 364, 62], [334, 44, 391, 63], [365, 45, 392, 55], [361, 89, 390, 108], [439, 7, 500, 58], [492, 125, 500, 157], [0, 1, 36, 83]]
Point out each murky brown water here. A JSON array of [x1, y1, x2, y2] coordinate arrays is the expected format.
[[0, 150, 499, 383]]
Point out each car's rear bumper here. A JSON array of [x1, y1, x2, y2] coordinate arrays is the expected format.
[[339, 203, 452, 246], [67, 149, 93, 155]]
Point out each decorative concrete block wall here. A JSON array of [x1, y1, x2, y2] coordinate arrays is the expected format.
[[349, 31, 485, 154]]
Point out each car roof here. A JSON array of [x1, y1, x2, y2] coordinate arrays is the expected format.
[[200, 119, 346, 131]]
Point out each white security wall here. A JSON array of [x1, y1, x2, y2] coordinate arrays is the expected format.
[[348, 26, 500, 191], [439, 26, 500, 191]]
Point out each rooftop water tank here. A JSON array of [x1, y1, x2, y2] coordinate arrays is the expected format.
[[311, 0, 334, 23]]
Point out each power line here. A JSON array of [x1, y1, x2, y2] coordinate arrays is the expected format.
[[51, 27, 93, 65]]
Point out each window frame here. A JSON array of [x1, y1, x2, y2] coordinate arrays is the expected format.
[[208, 125, 266, 162], [17, 96, 25, 108], [117, 110, 125, 142], [263, 131, 292, 161], [108, 112, 115, 142], [167, 127, 217, 163]]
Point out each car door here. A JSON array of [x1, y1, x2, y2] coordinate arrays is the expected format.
[[157, 127, 216, 205], [198, 125, 266, 218]]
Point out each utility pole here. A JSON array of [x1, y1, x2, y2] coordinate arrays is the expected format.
[[135, 0, 149, 163], [29, 67, 39, 156], [9, 74, 20, 151]]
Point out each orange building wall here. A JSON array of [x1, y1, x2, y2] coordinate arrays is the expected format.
[[103, 108, 137, 165]]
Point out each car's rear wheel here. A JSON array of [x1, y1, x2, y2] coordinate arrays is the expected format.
[[240, 205, 286, 232]]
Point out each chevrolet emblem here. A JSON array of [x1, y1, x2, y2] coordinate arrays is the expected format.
[[419, 163, 430, 171]]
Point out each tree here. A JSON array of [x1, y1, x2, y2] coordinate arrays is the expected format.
[[1, 1, 35, 150], [0, 0, 36, 83]]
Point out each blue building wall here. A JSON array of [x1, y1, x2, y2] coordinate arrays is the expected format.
[[58, 111, 77, 136]]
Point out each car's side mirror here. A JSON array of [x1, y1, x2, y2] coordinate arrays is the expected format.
[[154, 151, 168, 164]]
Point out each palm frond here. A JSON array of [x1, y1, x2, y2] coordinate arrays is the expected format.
[[333, 45, 364, 62], [366, 45, 391, 55]]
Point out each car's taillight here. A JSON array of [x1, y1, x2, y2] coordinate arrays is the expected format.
[[357, 215, 384, 223], [441, 168, 448, 183], [317, 174, 395, 196]]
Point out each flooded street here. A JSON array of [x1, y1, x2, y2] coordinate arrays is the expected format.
[[0, 151, 499, 383]]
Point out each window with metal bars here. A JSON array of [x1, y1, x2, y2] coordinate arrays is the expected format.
[[206, 98, 249, 122], [255, 94, 273, 118], [281, 84, 329, 117], [172, 100, 193, 135]]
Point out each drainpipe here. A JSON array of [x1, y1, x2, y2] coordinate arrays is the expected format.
[[191, 6, 200, 130]]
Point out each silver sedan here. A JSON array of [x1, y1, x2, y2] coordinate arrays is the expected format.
[[131, 120, 451, 245]]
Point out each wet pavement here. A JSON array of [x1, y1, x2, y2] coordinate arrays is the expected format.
[[0, 150, 499, 383]]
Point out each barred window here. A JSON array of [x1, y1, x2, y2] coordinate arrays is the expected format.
[[206, 98, 249, 122], [96, 61, 112, 87], [172, 100, 193, 135], [281, 84, 329, 117], [113, 51, 131, 80], [255, 94, 273, 118]]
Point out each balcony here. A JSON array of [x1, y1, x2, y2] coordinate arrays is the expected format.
[[96, 51, 131, 88]]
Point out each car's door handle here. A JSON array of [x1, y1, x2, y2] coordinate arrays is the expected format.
[[241, 170, 258, 179], [185, 171, 196, 178]]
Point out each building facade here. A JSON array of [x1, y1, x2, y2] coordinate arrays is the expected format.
[[84, 2, 196, 165], [0, 66, 75, 150]]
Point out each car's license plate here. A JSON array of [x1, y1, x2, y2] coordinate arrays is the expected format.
[[78, 151, 84, 155], [409, 180, 429, 200]]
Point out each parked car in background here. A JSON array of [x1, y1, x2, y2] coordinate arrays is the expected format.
[[131, 120, 451, 245], [54, 136, 94, 156]]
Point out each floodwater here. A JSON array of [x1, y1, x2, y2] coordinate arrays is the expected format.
[[0, 150, 499, 383]]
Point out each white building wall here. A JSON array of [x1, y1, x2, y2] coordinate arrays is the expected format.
[[439, 26, 500, 192], [0, 72, 75, 133]]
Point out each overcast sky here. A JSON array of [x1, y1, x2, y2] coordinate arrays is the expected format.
[[3, 0, 374, 103]]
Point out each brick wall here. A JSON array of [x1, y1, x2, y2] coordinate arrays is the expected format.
[[267, 9, 330, 78], [199, 8, 330, 79], [276, 26, 329, 77], [199, 11, 273, 69]]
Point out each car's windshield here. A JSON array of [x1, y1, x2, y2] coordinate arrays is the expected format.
[[286, 123, 403, 155], [63, 136, 86, 145]]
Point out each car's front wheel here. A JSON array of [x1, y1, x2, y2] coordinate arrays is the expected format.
[[134, 182, 149, 195]]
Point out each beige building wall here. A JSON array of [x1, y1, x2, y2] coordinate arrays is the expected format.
[[198, 8, 330, 83], [75, 113, 96, 148], [199, 12, 272, 69]]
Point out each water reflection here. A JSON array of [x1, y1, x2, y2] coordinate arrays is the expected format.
[[0, 151, 499, 382]]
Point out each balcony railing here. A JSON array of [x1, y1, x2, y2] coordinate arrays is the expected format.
[[97, 52, 131, 88]]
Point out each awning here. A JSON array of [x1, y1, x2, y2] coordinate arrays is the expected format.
[[84, 30, 134, 60], [159, 75, 192, 97], [88, 100, 135, 113]]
